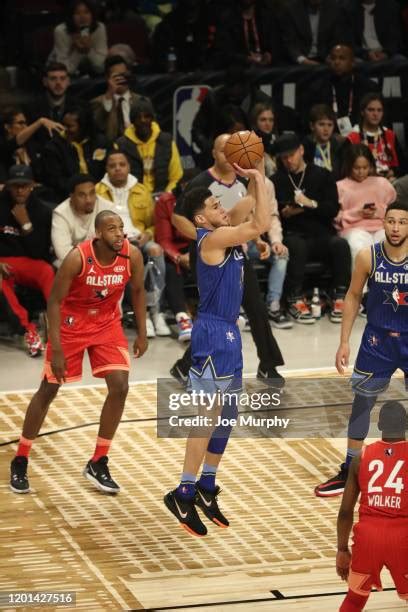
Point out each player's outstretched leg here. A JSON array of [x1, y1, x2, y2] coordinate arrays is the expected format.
[[339, 589, 369, 611], [163, 489, 208, 537], [194, 397, 237, 527], [195, 452, 229, 530], [10, 379, 60, 493], [315, 393, 376, 497], [83, 371, 128, 494]]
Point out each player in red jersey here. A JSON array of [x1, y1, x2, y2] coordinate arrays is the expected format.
[[337, 400, 408, 611], [9, 210, 148, 495]]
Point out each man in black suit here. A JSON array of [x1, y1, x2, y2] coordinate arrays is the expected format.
[[299, 44, 380, 130], [279, 0, 350, 65], [211, 0, 282, 68], [344, 0, 403, 62]]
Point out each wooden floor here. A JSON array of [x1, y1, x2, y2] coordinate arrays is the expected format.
[[0, 373, 406, 611]]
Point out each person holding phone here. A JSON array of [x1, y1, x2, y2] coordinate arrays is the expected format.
[[91, 56, 148, 143], [336, 144, 396, 269], [50, 0, 107, 76]]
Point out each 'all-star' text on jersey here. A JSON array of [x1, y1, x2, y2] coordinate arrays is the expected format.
[[61, 238, 131, 335], [366, 241, 408, 332]]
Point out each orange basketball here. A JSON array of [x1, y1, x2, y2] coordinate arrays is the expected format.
[[224, 130, 264, 169]]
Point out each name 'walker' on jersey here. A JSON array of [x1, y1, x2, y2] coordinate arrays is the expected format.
[[61, 238, 131, 333], [366, 241, 408, 332], [358, 440, 408, 520]]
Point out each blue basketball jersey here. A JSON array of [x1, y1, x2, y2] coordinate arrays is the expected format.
[[366, 241, 408, 332], [196, 228, 244, 322]]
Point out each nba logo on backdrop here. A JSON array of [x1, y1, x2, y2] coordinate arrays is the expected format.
[[173, 85, 209, 168]]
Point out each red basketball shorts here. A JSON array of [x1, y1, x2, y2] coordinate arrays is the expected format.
[[43, 322, 130, 384], [348, 518, 408, 600]]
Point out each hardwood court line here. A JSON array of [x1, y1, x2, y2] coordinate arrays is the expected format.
[[21, 480, 132, 610], [58, 527, 133, 610], [146, 587, 397, 611], [0, 366, 343, 395], [1, 400, 406, 449]]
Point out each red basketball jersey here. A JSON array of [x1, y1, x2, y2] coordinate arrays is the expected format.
[[60, 238, 131, 334], [358, 440, 408, 520]]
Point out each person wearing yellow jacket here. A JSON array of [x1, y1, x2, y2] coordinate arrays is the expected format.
[[96, 150, 171, 338], [115, 97, 183, 195]]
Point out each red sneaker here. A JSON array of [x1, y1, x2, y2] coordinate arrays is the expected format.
[[24, 328, 44, 357]]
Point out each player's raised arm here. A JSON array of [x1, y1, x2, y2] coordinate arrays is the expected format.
[[129, 245, 148, 358], [206, 167, 269, 250], [171, 211, 197, 240], [335, 248, 371, 374], [227, 194, 255, 227], [336, 456, 360, 580], [47, 248, 82, 382]]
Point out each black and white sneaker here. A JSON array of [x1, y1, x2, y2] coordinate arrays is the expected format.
[[10, 456, 30, 493], [195, 484, 229, 528], [330, 298, 344, 324], [163, 489, 207, 537], [257, 366, 285, 389], [170, 362, 189, 387], [288, 300, 315, 324], [314, 463, 348, 497], [268, 307, 293, 329], [83, 456, 120, 494]]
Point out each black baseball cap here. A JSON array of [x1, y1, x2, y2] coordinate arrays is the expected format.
[[7, 165, 34, 185], [272, 133, 301, 157]]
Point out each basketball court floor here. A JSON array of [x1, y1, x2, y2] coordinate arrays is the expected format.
[[1, 317, 407, 611]]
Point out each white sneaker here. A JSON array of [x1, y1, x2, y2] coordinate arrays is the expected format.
[[151, 311, 171, 336], [146, 316, 155, 338], [176, 312, 193, 342]]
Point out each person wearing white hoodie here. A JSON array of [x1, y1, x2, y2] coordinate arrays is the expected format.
[[96, 150, 170, 338]]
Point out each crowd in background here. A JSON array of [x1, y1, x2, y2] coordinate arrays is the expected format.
[[1, 0, 408, 361]]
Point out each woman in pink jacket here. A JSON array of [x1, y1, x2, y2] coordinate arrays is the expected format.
[[336, 144, 396, 268]]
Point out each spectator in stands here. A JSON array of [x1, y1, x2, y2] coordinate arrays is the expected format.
[[32, 62, 75, 125], [335, 144, 396, 267], [247, 177, 291, 329], [42, 105, 108, 201], [393, 174, 408, 206], [300, 44, 380, 133], [138, 1, 173, 34], [0, 166, 54, 357], [115, 97, 183, 195], [344, 0, 403, 62], [279, 0, 350, 65], [51, 173, 113, 268], [91, 56, 147, 144], [152, 0, 216, 72], [154, 175, 196, 342], [191, 64, 271, 168], [212, 0, 281, 68], [249, 102, 278, 176], [171, 133, 285, 385], [0, 107, 64, 186], [347, 93, 406, 180], [95, 150, 170, 338], [49, 0, 107, 76], [272, 134, 351, 323], [303, 104, 344, 179]]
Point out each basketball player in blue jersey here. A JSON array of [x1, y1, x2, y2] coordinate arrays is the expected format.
[[315, 201, 408, 497], [164, 163, 270, 536]]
